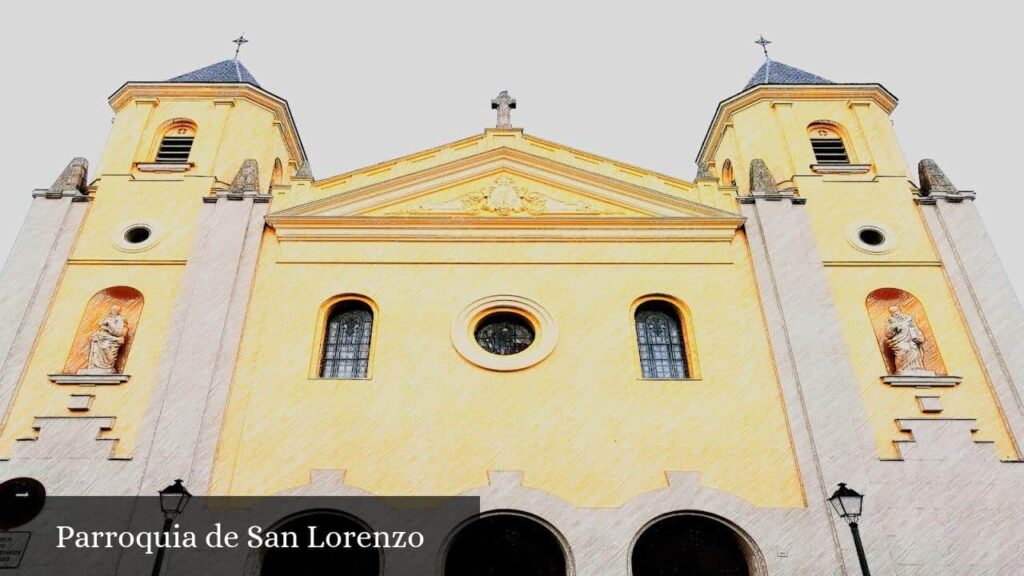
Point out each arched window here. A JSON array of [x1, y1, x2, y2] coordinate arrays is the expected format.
[[720, 159, 736, 186], [258, 511, 380, 576], [155, 122, 196, 164], [808, 123, 850, 165], [319, 300, 374, 379], [632, 513, 762, 576], [445, 513, 569, 576], [635, 300, 689, 379]]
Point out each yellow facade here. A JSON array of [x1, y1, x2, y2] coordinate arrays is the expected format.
[[1, 60, 1017, 517]]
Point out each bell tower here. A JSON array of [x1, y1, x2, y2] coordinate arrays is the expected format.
[[697, 57, 902, 201]]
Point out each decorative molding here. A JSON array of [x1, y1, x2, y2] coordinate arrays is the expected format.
[[810, 164, 872, 175], [915, 395, 942, 413], [915, 191, 976, 205], [68, 394, 95, 412], [737, 193, 806, 205], [49, 373, 131, 385], [386, 175, 623, 217], [881, 375, 962, 388], [135, 162, 192, 173]]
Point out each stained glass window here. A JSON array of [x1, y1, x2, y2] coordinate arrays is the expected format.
[[475, 313, 535, 356], [320, 301, 373, 378], [636, 302, 689, 379]]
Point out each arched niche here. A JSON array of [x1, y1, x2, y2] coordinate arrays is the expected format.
[[443, 511, 570, 576], [271, 158, 283, 188], [866, 288, 947, 376], [720, 159, 736, 187], [630, 512, 764, 576], [256, 510, 381, 576], [62, 287, 144, 375]]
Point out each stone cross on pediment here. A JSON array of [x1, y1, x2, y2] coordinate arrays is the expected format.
[[491, 91, 516, 129]]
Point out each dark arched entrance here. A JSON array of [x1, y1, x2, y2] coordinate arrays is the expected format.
[[260, 511, 380, 576], [632, 514, 752, 576], [445, 512, 568, 576]]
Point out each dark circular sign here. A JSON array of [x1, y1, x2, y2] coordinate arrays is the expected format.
[[0, 477, 46, 530]]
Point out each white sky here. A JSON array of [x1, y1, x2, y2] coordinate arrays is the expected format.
[[2, 1, 1021, 302]]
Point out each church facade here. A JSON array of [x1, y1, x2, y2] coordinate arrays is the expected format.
[[1, 55, 1023, 574]]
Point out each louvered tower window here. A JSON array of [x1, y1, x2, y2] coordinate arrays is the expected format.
[[155, 123, 196, 163], [635, 301, 689, 379], [808, 124, 850, 165], [320, 301, 374, 379]]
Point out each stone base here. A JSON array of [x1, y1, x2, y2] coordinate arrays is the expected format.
[[49, 373, 130, 385], [882, 374, 962, 388]]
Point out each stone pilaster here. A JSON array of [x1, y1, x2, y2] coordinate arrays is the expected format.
[[739, 160, 892, 575], [916, 160, 1024, 454], [135, 160, 269, 495], [0, 159, 90, 429]]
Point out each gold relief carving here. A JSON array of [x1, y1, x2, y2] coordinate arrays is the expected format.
[[387, 175, 623, 217], [866, 288, 947, 377], [62, 287, 144, 375]]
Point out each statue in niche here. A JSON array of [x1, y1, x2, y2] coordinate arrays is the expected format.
[[78, 306, 127, 375], [883, 305, 935, 376]]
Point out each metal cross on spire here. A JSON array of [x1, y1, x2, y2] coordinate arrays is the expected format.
[[232, 34, 249, 60], [755, 35, 772, 59], [491, 91, 517, 129]]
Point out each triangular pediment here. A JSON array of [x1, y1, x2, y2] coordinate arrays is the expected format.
[[268, 140, 743, 242], [273, 147, 737, 219]]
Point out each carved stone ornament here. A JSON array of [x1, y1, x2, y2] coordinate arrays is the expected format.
[[883, 305, 935, 377], [77, 306, 128, 376], [48, 157, 89, 196], [491, 90, 517, 129], [293, 161, 314, 180], [228, 159, 260, 194], [695, 160, 715, 181], [918, 159, 957, 196], [749, 159, 777, 194], [387, 175, 622, 216]]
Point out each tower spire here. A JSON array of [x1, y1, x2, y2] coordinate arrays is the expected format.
[[755, 35, 772, 84], [232, 34, 249, 60]]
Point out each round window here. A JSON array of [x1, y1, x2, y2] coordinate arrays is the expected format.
[[113, 221, 161, 253], [858, 227, 886, 246], [452, 296, 558, 371], [848, 222, 895, 254], [474, 312, 535, 355], [123, 226, 152, 245]]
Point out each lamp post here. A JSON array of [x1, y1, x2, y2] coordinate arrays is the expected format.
[[152, 479, 192, 576], [828, 482, 871, 576]]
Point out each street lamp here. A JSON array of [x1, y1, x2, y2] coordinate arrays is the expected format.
[[828, 482, 871, 576], [152, 479, 192, 576]]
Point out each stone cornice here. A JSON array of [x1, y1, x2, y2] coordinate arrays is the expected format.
[[107, 82, 307, 165], [697, 84, 899, 164], [267, 215, 742, 243]]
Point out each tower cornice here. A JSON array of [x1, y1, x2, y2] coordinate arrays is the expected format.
[[107, 82, 307, 165], [696, 84, 898, 164]]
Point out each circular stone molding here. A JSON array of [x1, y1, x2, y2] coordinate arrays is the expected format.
[[112, 220, 162, 253], [847, 221, 896, 254], [452, 295, 558, 372]]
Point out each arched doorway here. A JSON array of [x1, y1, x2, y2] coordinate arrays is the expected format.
[[631, 513, 760, 576], [444, 512, 569, 576], [259, 510, 380, 576]]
